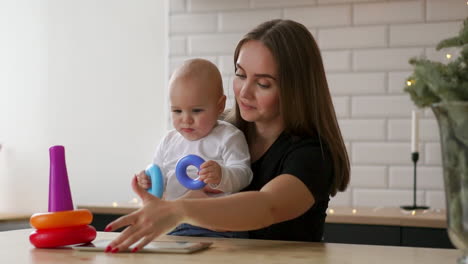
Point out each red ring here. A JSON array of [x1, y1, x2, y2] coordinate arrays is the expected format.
[[29, 225, 96, 248]]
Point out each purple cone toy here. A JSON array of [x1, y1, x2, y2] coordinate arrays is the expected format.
[[48, 145, 74, 212]]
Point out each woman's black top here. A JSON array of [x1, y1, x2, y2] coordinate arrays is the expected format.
[[244, 132, 333, 242]]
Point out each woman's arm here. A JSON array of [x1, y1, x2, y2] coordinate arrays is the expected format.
[[182, 174, 314, 231], [105, 174, 314, 253]]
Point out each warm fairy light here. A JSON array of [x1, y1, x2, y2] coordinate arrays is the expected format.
[[352, 209, 357, 214], [329, 209, 335, 214], [411, 210, 416, 216], [406, 80, 412, 86], [132, 198, 138, 203], [446, 53, 452, 59], [112, 202, 118, 207]]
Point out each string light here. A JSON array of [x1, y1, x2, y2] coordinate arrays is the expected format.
[[446, 53, 452, 59], [411, 210, 416, 216], [352, 209, 357, 214], [112, 202, 118, 207], [406, 81, 412, 86], [329, 209, 335, 214], [131, 198, 138, 203]]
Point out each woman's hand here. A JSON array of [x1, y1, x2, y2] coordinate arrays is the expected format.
[[104, 176, 184, 253]]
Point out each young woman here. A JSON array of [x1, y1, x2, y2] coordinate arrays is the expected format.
[[104, 19, 350, 253]]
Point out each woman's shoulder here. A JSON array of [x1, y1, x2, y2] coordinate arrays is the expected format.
[[278, 132, 323, 152]]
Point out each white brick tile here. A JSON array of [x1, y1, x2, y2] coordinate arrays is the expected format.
[[329, 188, 352, 207], [349, 166, 387, 188], [353, 189, 424, 207], [389, 166, 443, 189], [219, 10, 282, 33], [353, 142, 410, 165], [170, 14, 217, 34], [169, 56, 217, 76], [389, 118, 439, 141], [319, 26, 386, 49], [425, 46, 462, 64], [170, 0, 186, 13], [218, 55, 234, 75], [226, 86, 236, 109], [426, 190, 446, 210], [322, 50, 351, 72], [327, 72, 385, 95], [425, 142, 442, 165], [421, 119, 440, 141], [189, 34, 242, 55], [339, 119, 386, 141], [221, 76, 233, 99], [352, 95, 413, 118], [345, 142, 351, 158], [169, 37, 186, 56], [251, 0, 316, 8], [284, 5, 351, 28], [353, 48, 424, 71], [332, 96, 350, 118], [354, 1, 424, 25], [388, 119, 409, 140], [426, 0, 468, 21], [188, 0, 249, 12], [390, 22, 462, 47], [388, 71, 411, 93]]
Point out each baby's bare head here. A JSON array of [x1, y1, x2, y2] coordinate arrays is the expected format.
[[169, 59, 224, 100]]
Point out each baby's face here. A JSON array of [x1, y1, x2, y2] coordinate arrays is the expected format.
[[170, 78, 224, 141]]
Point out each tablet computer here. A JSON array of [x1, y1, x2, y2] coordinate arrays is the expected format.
[[72, 240, 212, 254]]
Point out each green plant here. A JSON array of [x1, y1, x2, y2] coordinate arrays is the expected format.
[[404, 18, 468, 107]]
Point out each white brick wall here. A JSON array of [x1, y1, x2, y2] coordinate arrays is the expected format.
[[169, 0, 466, 209]]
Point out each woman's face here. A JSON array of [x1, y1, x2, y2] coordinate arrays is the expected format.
[[233, 40, 281, 125]]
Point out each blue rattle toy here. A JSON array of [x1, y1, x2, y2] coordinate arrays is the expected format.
[[145, 155, 206, 197], [145, 164, 164, 198], [176, 154, 207, 190]]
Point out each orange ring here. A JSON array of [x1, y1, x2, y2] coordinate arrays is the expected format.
[[30, 209, 92, 229]]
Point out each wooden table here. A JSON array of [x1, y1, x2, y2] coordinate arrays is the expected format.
[[0, 229, 461, 263]]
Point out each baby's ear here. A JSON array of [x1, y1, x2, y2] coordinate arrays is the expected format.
[[217, 95, 226, 114]]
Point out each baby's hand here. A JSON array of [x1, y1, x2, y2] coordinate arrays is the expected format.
[[198, 160, 222, 186], [136, 170, 151, 189]]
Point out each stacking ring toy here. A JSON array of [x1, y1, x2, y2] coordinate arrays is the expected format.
[[30, 209, 93, 229], [175, 154, 206, 190], [29, 225, 96, 248], [145, 164, 164, 198]]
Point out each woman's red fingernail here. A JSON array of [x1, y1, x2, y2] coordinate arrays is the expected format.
[[104, 226, 112, 232], [105, 246, 112, 252], [111, 248, 119, 253], [131, 247, 139, 253]]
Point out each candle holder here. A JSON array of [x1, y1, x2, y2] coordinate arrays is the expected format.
[[401, 152, 430, 211]]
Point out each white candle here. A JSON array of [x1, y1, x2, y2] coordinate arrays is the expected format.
[[411, 110, 419, 153]]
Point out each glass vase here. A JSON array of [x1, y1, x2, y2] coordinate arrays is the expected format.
[[432, 102, 468, 263]]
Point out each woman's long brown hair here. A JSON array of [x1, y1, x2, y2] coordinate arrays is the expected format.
[[227, 19, 349, 196]]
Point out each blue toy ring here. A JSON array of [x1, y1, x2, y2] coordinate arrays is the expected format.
[[175, 155, 206, 190], [145, 164, 164, 198]]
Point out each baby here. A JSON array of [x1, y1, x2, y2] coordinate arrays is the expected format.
[[136, 58, 252, 238]]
